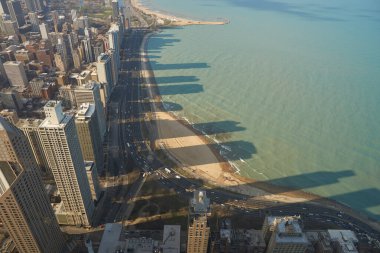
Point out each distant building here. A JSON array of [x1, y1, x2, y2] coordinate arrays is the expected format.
[[111, 0, 119, 19], [93, 40, 105, 60], [82, 38, 94, 63], [36, 48, 54, 68], [266, 216, 309, 253], [54, 53, 67, 72], [73, 82, 106, 140], [39, 22, 49, 40], [29, 77, 44, 97], [187, 191, 211, 253], [14, 49, 34, 63], [28, 12, 39, 32], [0, 0, 9, 14], [96, 53, 113, 98], [2, 20, 18, 35], [6, 0, 25, 27], [0, 87, 23, 112], [3, 61, 28, 88]]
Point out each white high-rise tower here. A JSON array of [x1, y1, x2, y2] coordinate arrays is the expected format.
[[38, 101, 95, 226]]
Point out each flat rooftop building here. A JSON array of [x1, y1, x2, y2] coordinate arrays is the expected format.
[[266, 216, 309, 253], [328, 230, 358, 253]]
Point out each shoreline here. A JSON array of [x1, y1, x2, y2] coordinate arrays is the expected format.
[[138, 32, 380, 232], [129, 0, 228, 26]]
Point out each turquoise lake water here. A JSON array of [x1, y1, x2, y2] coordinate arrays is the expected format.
[[141, 0, 380, 220]]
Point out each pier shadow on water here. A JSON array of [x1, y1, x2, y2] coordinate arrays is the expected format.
[[158, 84, 204, 95], [155, 75, 200, 84]]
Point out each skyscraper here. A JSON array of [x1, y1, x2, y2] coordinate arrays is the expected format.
[[0, 0, 9, 14], [6, 0, 25, 27], [96, 52, 113, 97], [0, 117, 65, 253], [39, 22, 49, 40], [16, 118, 50, 173], [82, 38, 94, 63], [93, 40, 105, 60], [73, 82, 106, 140], [38, 101, 95, 226], [107, 24, 120, 68], [24, 0, 43, 12], [3, 61, 28, 88], [75, 103, 104, 172], [28, 12, 40, 32], [85, 161, 101, 202], [111, 0, 119, 19], [187, 191, 211, 253]]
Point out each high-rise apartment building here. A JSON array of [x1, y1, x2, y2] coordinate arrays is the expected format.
[[24, 0, 43, 12], [73, 82, 106, 140], [266, 216, 309, 253], [39, 22, 49, 40], [85, 161, 101, 202], [96, 52, 113, 97], [3, 61, 28, 88], [108, 24, 120, 68], [93, 40, 105, 60], [0, 88, 23, 112], [111, 0, 119, 19], [0, 117, 65, 253], [29, 78, 44, 98], [2, 19, 18, 35], [82, 38, 94, 63], [0, 109, 18, 125], [28, 12, 40, 32], [75, 103, 104, 172], [16, 118, 49, 173], [38, 101, 95, 226], [6, 0, 24, 27], [187, 191, 211, 253], [0, 0, 9, 14]]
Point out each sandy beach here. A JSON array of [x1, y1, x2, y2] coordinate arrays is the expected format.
[[129, 0, 227, 26]]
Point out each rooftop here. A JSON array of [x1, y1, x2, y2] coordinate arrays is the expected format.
[[274, 218, 309, 244], [75, 103, 95, 119], [190, 190, 210, 214], [98, 223, 123, 253]]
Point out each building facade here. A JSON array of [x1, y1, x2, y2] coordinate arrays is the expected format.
[[75, 103, 103, 172], [187, 191, 211, 253], [3, 61, 28, 88], [0, 117, 65, 253], [38, 101, 94, 226]]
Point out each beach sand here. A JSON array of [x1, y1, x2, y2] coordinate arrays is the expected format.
[[129, 0, 227, 26]]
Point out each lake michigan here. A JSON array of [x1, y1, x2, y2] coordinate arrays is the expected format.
[[140, 0, 380, 220]]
